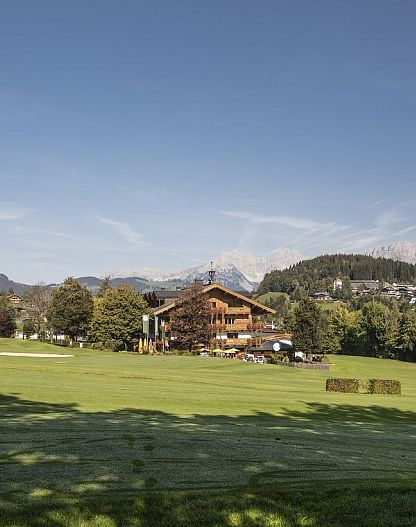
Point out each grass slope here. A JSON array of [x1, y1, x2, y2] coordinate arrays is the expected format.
[[1, 338, 416, 526]]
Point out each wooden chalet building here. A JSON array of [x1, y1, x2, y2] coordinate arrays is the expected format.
[[150, 283, 275, 348]]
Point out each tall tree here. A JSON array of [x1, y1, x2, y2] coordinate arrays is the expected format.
[[47, 278, 93, 343], [96, 276, 112, 298], [91, 284, 150, 349], [170, 284, 212, 352], [397, 311, 416, 361], [321, 306, 358, 354], [22, 319, 37, 339], [24, 282, 51, 334], [0, 295, 16, 337], [292, 298, 323, 354], [357, 301, 398, 358]]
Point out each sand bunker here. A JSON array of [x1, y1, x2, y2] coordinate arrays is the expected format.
[[0, 352, 74, 358]]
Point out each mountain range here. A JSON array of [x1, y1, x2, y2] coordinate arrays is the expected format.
[[368, 241, 416, 265], [2, 242, 416, 295], [103, 249, 304, 292]]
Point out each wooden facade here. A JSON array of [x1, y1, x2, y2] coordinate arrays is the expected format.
[[152, 283, 275, 348]]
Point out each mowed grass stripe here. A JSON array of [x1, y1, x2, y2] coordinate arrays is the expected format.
[[1, 338, 416, 526]]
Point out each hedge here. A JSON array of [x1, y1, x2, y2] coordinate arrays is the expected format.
[[326, 378, 359, 393], [368, 379, 401, 395]]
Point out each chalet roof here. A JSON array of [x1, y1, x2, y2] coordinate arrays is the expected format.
[[152, 282, 276, 316], [350, 279, 379, 284]]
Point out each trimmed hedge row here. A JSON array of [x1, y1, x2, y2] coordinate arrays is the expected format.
[[326, 378, 359, 393], [368, 379, 401, 395], [326, 378, 401, 395]]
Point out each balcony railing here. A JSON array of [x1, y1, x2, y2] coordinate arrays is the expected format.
[[224, 338, 251, 346], [224, 306, 250, 315], [211, 324, 251, 332]]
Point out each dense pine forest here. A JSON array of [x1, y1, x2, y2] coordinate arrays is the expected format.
[[258, 254, 416, 296]]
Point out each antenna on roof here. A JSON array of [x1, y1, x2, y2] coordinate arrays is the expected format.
[[208, 261, 216, 285]]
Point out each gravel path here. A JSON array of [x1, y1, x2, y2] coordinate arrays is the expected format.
[[0, 352, 74, 358]]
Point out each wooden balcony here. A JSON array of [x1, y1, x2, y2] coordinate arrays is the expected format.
[[225, 324, 250, 331], [212, 324, 251, 332], [224, 338, 251, 347], [224, 306, 250, 315]]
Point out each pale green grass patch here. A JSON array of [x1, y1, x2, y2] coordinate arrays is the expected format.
[[1, 338, 416, 526]]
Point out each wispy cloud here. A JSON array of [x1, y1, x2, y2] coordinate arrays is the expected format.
[[396, 224, 416, 236], [169, 252, 206, 264], [223, 203, 416, 257], [370, 198, 390, 208], [223, 210, 326, 230], [337, 203, 416, 252], [94, 215, 144, 245], [0, 207, 34, 221], [12, 226, 101, 243]]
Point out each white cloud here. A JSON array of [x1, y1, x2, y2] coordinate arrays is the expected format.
[[94, 215, 144, 245], [223, 210, 326, 230], [223, 203, 416, 256], [370, 198, 390, 208], [0, 207, 34, 221]]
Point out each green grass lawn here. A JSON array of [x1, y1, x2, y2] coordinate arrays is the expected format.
[[1, 338, 416, 526]]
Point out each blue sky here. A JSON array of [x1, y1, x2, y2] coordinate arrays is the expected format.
[[1, 1, 416, 283]]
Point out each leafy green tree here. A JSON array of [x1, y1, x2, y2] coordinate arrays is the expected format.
[[0, 294, 16, 337], [292, 298, 323, 354], [357, 301, 398, 358], [397, 311, 416, 361], [22, 319, 37, 339], [91, 284, 150, 349], [322, 306, 358, 354], [170, 284, 212, 352], [47, 278, 94, 343]]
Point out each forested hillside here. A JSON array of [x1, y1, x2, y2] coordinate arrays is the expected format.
[[258, 254, 416, 296]]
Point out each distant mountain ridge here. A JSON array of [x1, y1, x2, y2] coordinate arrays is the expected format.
[[369, 241, 416, 265], [0, 274, 32, 296], [106, 248, 304, 291], [2, 242, 416, 294]]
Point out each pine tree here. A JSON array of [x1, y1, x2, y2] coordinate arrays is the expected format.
[[0, 294, 17, 337], [97, 276, 112, 298]]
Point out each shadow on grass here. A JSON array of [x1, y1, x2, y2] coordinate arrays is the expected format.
[[1, 394, 416, 526]]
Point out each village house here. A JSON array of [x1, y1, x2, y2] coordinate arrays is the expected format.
[[150, 282, 275, 348], [350, 279, 380, 293], [7, 293, 22, 304]]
